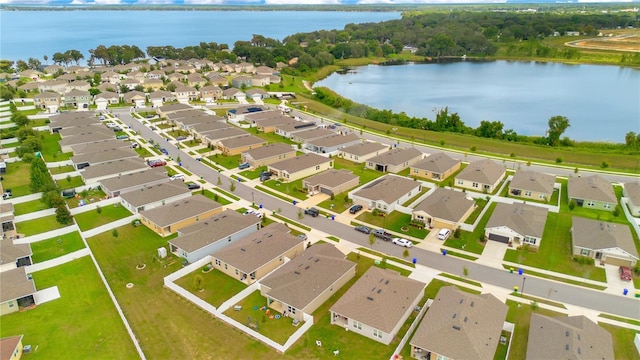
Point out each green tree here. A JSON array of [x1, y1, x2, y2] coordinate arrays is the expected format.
[[369, 232, 376, 249], [11, 113, 30, 127], [546, 116, 570, 146], [55, 205, 73, 225]]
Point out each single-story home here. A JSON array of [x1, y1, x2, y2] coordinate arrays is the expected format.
[[120, 181, 191, 214], [222, 87, 245, 101], [255, 117, 296, 133], [202, 127, 248, 148], [169, 209, 261, 263], [351, 174, 423, 215], [330, 267, 425, 345], [80, 158, 150, 186], [509, 170, 556, 202], [0, 203, 16, 240], [571, 216, 638, 267], [410, 286, 508, 360], [302, 169, 359, 197], [0, 268, 36, 315], [484, 203, 549, 248], [59, 124, 112, 139], [227, 105, 267, 121], [245, 110, 287, 128], [410, 152, 461, 182], [268, 153, 333, 182], [241, 143, 296, 168], [455, 159, 505, 193], [217, 134, 267, 156], [156, 103, 192, 118], [59, 131, 114, 153], [123, 91, 146, 108], [338, 142, 389, 164], [188, 119, 230, 136], [305, 133, 361, 155], [0, 335, 24, 360], [211, 223, 304, 285], [526, 314, 614, 360], [246, 88, 270, 100], [0, 239, 32, 273], [290, 128, 335, 143], [70, 139, 130, 155], [71, 148, 139, 170], [260, 243, 356, 322], [623, 180, 640, 217], [273, 121, 317, 139], [139, 194, 223, 238], [568, 175, 617, 211], [366, 147, 423, 173], [411, 188, 476, 230], [99, 168, 169, 198]]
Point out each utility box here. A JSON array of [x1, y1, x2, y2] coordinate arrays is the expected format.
[[158, 247, 167, 259]]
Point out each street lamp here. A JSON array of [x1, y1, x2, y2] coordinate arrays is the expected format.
[[251, 192, 255, 205], [521, 276, 527, 298]]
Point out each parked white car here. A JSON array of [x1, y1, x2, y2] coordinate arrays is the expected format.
[[392, 238, 412, 248], [437, 228, 451, 241], [170, 174, 185, 181]]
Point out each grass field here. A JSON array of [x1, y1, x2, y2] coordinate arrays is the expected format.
[[13, 198, 50, 215], [262, 178, 308, 201], [16, 215, 68, 236], [1, 160, 31, 197], [0, 257, 139, 359], [444, 201, 495, 255], [209, 153, 242, 170], [30, 231, 85, 263], [48, 164, 75, 175], [332, 157, 385, 185], [175, 267, 248, 307], [73, 204, 132, 231], [55, 175, 84, 189], [199, 189, 232, 206]]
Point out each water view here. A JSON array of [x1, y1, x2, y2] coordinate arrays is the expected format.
[[0, 10, 400, 62], [316, 61, 640, 142]]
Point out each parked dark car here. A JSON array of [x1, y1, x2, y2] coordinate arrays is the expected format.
[[238, 162, 250, 170], [372, 229, 393, 241], [186, 183, 201, 190], [304, 207, 320, 217], [354, 225, 370, 234], [349, 205, 363, 214], [160, 148, 169, 155]]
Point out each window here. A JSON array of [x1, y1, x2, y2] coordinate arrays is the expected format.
[[581, 248, 590, 256], [472, 182, 479, 188], [413, 168, 419, 174], [523, 237, 537, 245], [287, 306, 296, 314], [586, 201, 595, 207], [368, 162, 373, 167], [224, 264, 228, 270], [279, 256, 283, 261], [215, 259, 221, 266], [235, 269, 238, 275], [603, 203, 611, 209], [353, 321, 362, 330], [524, 191, 532, 197], [373, 328, 383, 338], [316, 165, 320, 170]]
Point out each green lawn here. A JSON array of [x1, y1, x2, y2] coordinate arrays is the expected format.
[[505, 300, 567, 360], [13, 198, 50, 215], [208, 153, 242, 170], [16, 214, 68, 236], [239, 165, 269, 180], [175, 267, 247, 307], [199, 189, 232, 206], [64, 188, 107, 209], [444, 201, 495, 254], [332, 157, 385, 185], [1, 160, 31, 197], [402, 187, 428, 207], [0, 257, 139, 359], [48, 164, 75, 175], [55, 175, 84, 189], [254, 129, 297, 146], [503, 212, 606, 282], [30, 231, 86, 263], [262, 178, 308, 201], [356, 211, 429, 239], [464, 197, 490, 224], [135, 146, 154, 158], [40, 132, 73, 161], [73, 205, 132, 231], [600, 323, 640, 360], [317, 190, 353, 213]]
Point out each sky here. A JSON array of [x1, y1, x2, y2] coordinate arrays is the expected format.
[[1, 0, 636, 5]]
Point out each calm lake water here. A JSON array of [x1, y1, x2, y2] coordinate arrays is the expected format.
[[316, 61, 640, 142], [0, 10, 399, 62]]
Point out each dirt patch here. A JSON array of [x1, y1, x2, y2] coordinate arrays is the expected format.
[[566, 33, 640, 53]]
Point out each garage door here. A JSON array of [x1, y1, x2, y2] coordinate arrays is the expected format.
[[488, 233, 510, 244], [320, 186, 333, 195], [605, 256, 632, 267]]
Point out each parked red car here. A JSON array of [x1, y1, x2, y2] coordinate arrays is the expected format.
[[619, 266, 632, 281], [148, 160, 167, 168]]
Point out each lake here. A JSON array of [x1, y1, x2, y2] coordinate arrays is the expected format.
[[0, 10, 399, 62], [316, 61, 640, 142]]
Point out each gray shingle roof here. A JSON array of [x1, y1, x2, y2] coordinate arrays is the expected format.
[[59, 132, 113, 147], [412, 152, 461, 173], [0, 267, 36, 303], [509, 170, 556, 195], [353, 174, 421, 205], [486, 202, 549, 238], [0, 240, 31, 266], [99, 168, 168, 193], [269, 153, 331, 174], [456, 159, 505, 185], [413, 188, 475, 223], [571, 217, 638, 258], [158, 103, 192, 114], [71, 148, 138, 165], [70, 139, 130, 155], [203, 127, 248, 143], [568, 175, 616, 204], [330, 267, 425, 333], [624, 180, 640, 206], [526, 314, 614, 360], [80, 157, 148, 180], [410, 286, 507, 360], [340, 141, 388, 156], [303, 169, 358, 189], [368, 147, 423, 166], [243, 143, 294, 161], [218, 134, 266, 149], [140, 195, 221, 229], [307, 133, 360, 148], [294, 128, 335, 141], [120, 182, 191, 208]]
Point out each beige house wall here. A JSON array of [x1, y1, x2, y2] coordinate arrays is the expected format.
[[218, 141, 266, 156], [411, 163, 460, 182], [141, 207, 223, 237], [270, 160, 333, 182], [455, 177, 502, 193], [0, 300, 19, 315], [242, 150, 296, 168]]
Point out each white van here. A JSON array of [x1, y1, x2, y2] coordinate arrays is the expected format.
[[437, 228, 451, 241], [170, 174, 185, 181]]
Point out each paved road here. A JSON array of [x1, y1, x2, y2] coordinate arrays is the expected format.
[[114, 109, 640, 320]]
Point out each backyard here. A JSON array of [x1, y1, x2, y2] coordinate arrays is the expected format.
[[332, 157, 385, 185], [30, 231, 86, 263], [175, 267, 247, 308], [64, 188, 107, 209], [40, 132, 73, 161], [12, 198, 50, 216], [73, 204, 132, 231], [55, 175, 84, 189], [16, 214, 69, 237], [1, 160, 31, 197], [444, 201, 496, 255]]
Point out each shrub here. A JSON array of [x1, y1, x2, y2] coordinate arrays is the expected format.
[[555, 157, 563, 164], [572, 255, 595, 265], [568, 199, 577, 211]]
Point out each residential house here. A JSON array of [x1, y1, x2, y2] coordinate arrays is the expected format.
[[169, 209, 261, 263], [217, 134, 267, 156], [19, 69, 42, 81], [206, 73, 229, 87], [410, 286, 508, 360], [58, 73, 79, 82], [339, 142, 388, 164], [305, 133, 361, 155], [0, 268, 36, 315], [0, 240, 32, 273], [71, 148, 139, 170], [250, 75, 270, 87], [241, 143, 296, 168], [255, 117, 297, 134], [37, 79, 67, 94], [412, 188, 475, 230], [509, 170, 556, 201], [59, 131, 114, 153], [568, 175, 617, 211], [0, 335, 24, 360], [411, 152, 461, 182], [245, 110, 286, 127], [156, 103, 192, 118], [260, 243, 356, 322], [99, 168, 169, 198], [142, 78, 163, 91], [146, 70, 165, 80], [174, 85, 199, 104], [351, 174, 422, 215], [49, 113, 100, 133], [623, 180, 640, 216], [94, 91, 119, 111], [59, 124, 112, 139], [121, 78, 140, 91], [33, 92, 61, 113], [200, 85, 223, 103], [237, 62, 254, 73], [17, 82, 40, 94], [166, 109, 207, 125], [227, 104, 266, 121], [0, 203, 17, 240], [43, 64, 64, 74], [70, 139, 129, 155], [254, 66, 275, 76], [123, 91, 146, 108], [140, 194, 223, 238], [455, 158, 506, 193], [167, 72, 186, 82], [273, 121, 316, 138], [484, 203, 549, 248], [189, 120, 231, 139], [526, 314, 614, 360], [246, 88, 270, 100], [120, 182, 191, 214], [291, 128, 336, 144], [202, 127, 248, 148], [330, 267, 425, 345], [302, 169, 359, 196], [127, 71, 146, 82], [96, 82, 118, 94], [80, 158, 149, 186], [65, 80, 91, 92], [101, 71, 122, 84], [222, 87, 245, 101], [268, 153, 333, 182], [148, 90, 175, 108], [571, 216, 638, 267], [366, 147, 423, 173], [211, 223, 304, 285], [187, 73, 207, 88]]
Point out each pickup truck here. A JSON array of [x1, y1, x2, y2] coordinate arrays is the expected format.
[[372, 229, 392, 241]]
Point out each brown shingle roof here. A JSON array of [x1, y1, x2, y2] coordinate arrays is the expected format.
[[624, 180, 640, 206], [0, 267, 36, 303], [0, 335, 23, 360], [568, 175, 617, 204], [71, 148, 139, 165], [413, 188, 475, 223], [353, 174, 421, 205], [330, 267, 425, 333], [341, 141, 388, 156], [120, 181, 190, 208], [486, 203, 549, 238], [140, 195, 221, 229], [269, 153, 331, 174], [410, 286, 507, 360], [0, 240, 31, 266], [70, 139, 130, 155], [80, 158, 148, 180], [307, 133, 360, 148], [368, 147, 423, 166], [99, 168, 168, 193], [218, 135, 266, 149], [510, 170, 556, 195], [412, 152, 461, 173], [456, 158, 505, 185], [571, 217, 638, 258], [294, 128, 335, 141], [303, 169, 358, 189], [243, 143, 294, 161]]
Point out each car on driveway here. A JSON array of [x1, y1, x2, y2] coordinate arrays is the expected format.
[[354, 225, 370, 234], [619, 266, 632, 281], [170, 174, 185, 181], [349, 205, 363, 214], [298, 234, 308, 241], [238, 162, 250, 170], [437, 228, 451, 241], [392, 238, 412, 248]]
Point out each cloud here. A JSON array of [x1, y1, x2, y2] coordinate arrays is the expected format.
[[0, 0, 53, 4]]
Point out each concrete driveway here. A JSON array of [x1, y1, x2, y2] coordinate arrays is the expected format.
[[604, 264, 636, 296]]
